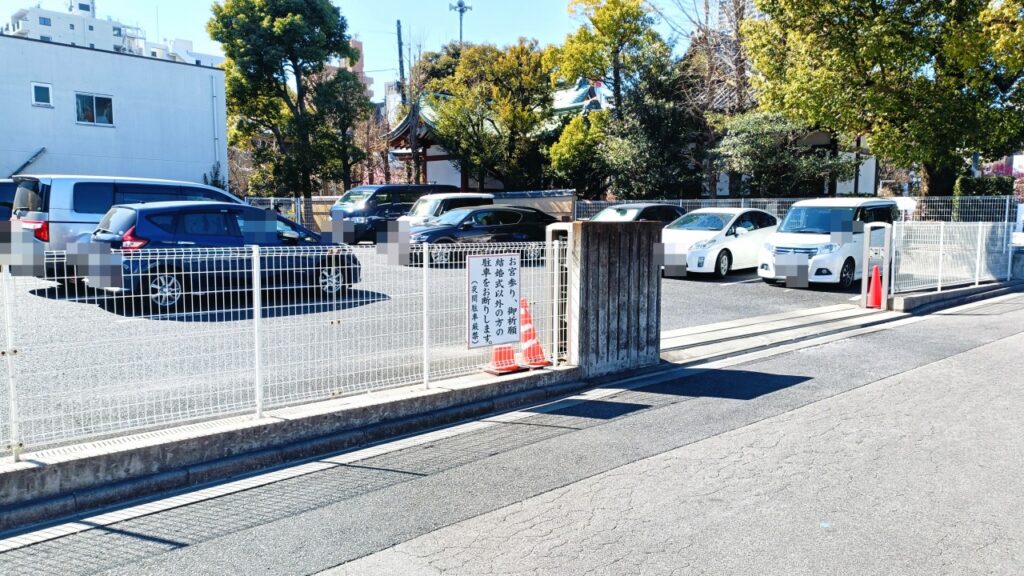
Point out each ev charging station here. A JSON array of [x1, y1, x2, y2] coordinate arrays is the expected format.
[[860, 222, 893, 309]]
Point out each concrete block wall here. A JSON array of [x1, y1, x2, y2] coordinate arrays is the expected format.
[[568, 222, 663, 377]]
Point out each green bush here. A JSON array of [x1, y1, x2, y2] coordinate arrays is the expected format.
[[953, 175, 1014, 197]]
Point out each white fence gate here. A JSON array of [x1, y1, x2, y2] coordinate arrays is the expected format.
[[891, 222, 1015, 294]]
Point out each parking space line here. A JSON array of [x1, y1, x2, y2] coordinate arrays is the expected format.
[[721, 278, 762, 286]]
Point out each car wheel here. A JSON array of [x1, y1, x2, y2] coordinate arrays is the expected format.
[[317, 266, 349, 298], [838, 258, 856, 290], [712, 251, 731, 279], [147, 270, 186, 311]]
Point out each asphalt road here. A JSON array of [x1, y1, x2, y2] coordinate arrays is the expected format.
[[2, 251, 851, 453], [2, 293, 1022, 575], [659, 269, 859, 330]]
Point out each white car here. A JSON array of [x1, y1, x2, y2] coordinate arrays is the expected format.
[[397, 193, 494, 227], [662, 208, 778, 278], [758, 198, 899, 288]]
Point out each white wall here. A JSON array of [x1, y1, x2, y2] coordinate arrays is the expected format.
[[9, 6, 129, 53], [0, 36, 227, 184], [836, 154, 878, 195]]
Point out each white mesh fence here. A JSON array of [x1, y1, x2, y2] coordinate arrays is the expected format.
[[0, 241, 567, 457], [892, 222, 1014, 294], [576, 196, 1017, 223]]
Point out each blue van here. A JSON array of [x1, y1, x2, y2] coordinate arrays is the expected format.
[[90, 201, 361, 310]]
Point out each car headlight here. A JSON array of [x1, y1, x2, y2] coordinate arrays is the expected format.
[[349, 216, 367, 224], [690, 239, 716, 251], [816, 243, 839, 255], [410, 235, 427, 243]]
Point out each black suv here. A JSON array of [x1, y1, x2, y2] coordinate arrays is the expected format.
[[329, 184, 459, 243]]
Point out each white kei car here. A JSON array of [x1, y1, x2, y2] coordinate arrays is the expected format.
[[661, 208, 778, 278]]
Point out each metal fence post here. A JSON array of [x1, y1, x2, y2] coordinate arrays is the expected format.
[[548, 241, 560, 367], [251, 245, 264, 418], [937, 222, 945, 292], [2, 268, 22, 461], [1007, 223, 1015, 281], [975, 223, 984, 286], [422, 243, 430, 388], [1005, 196, 1011, 224]]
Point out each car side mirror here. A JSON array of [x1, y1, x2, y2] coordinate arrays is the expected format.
[[460, 221, 473, 230], [735, 227, 749, 236]]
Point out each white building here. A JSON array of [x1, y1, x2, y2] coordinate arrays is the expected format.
[[0, 35, 227, 184], [4, 0, 222, 66]]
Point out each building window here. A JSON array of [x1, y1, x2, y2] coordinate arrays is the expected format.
[[75, 93, 114, 126], [31, 83, 52, 107], [70, 23, 75, 30], [79, 2, 91, 11], [151, 50, 157, 57], [40, 36, 52, 42], [88, 25, 94, 31], [39, 17, 51, 26], [89, 43, 95, 48], [195, 59, 202, 65], [112, 27, 122, 37]]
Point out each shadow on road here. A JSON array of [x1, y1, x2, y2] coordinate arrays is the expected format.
[[28, 284, 391, 322], [644, 367, 811, 400]]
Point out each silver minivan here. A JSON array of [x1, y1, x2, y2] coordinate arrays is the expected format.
[[11, 175, 242, 279]]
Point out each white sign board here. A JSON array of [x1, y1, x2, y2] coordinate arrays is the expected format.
[[467, 253, 521, 349]]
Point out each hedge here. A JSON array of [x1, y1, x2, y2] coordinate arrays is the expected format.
[[953, 176, 1015, 197]]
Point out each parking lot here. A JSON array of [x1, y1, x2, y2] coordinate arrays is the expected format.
[[660, 270, 859, 330]]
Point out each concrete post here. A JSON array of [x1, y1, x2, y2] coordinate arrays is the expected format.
[[567, 222, 662, 378]]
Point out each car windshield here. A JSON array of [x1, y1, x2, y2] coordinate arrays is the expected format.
[[96, 207, 136, 235], [409, 198, 441, 218], [592, 207, 641, 222], [12, 179, 46, 216], [779, 207, 856, 234], [433, 208, 472, 226], [336, 188, 376, 205], [666, 212, 731, 231]]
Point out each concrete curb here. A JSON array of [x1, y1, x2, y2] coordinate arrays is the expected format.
[[892, 280, 1024, 314], [0, 366, 586, 533]]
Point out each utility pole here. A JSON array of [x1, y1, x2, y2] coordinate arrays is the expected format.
[[449, 1, 472, 44], [396, 20, 407, 106], [407, 41, 421, 185]]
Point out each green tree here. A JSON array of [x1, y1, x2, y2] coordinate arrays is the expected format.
[[430, 39, 553, 190], [209, 0, 359, 215], [713, 111, 857, 197], [550, 111, 610, 198], [545, 0, 660, 116], [745, 0, 1024, 196], [601, 41, 705, 199], [313, 69, 372, 191]]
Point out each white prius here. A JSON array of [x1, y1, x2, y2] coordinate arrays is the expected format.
[[661, 208, 778, 278]]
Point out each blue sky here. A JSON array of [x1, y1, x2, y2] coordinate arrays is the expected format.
[[3, 0, 682, 101]]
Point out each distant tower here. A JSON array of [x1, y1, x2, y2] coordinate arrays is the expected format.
[[68, 0, 97, 18], [449, 0, 472, 44]]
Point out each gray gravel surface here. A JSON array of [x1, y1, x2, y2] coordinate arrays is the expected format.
[[0, 294, 1020, 575]]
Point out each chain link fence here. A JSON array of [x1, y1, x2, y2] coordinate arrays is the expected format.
[[0, 241, 567, 457], [576, 196, 1019, 223], [891, 222, 1015, 294]]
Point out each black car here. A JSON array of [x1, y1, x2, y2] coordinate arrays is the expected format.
[[90, 201, 361, 310], [409, 206, 557, 265], [329, 184, 459, 244], [590, 203, 686, 224]]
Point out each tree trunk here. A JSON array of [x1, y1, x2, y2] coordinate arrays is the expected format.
[[611, 49, 623, 118], [477, 167, 486, 192], [300, 171, 317, 232], [921, 163, 957, 197]]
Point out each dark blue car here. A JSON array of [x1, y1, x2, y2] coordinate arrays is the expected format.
[[90, 201, 361, 310], [409, 206, 557, 265]]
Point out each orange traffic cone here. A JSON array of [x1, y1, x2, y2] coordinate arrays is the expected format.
[[485, 344, 522, 375], [867, 265, 883, 309], [519, 298, 552, 368]]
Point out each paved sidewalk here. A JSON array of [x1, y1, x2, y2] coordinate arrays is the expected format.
[[329, 333, 1024, 575]]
